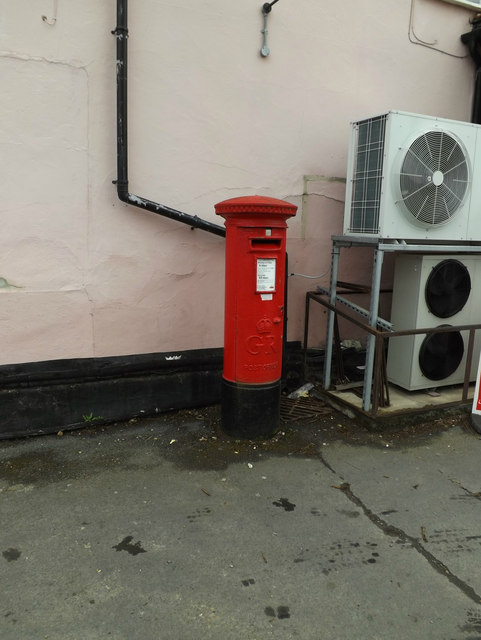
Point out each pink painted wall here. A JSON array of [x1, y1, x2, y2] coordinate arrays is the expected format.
[[0, 0, 475, 364]]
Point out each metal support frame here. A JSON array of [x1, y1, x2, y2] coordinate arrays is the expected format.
[[322, 245, 340, 390], [363, 249, 384, 411], [315, 286, 392, 332], [319, 236, 481, 415], [305, 293, 481, 417]]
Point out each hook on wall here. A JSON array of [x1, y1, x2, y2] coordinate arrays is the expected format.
[[41, 0, 58, 25], [260, 0, 280, 57]]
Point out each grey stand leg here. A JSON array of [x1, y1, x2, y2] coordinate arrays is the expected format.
[[323, 245, 340, 390], [362, 248, 384, 412]]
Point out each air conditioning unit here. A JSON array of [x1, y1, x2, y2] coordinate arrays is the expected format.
[[386, 254, 481, 391], [343, 111, 481, 242]]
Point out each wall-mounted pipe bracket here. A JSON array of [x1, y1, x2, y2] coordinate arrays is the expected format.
[[260, 0, 280, 57]]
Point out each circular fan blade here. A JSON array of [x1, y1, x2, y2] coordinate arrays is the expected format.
[[425, 259, 471, 318], [419, 329, 464, 380], [399, 131, 469, 225]]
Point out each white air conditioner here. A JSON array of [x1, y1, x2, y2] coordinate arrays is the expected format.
[[386, 254, 481, 391], [343, 111, 481, 242]]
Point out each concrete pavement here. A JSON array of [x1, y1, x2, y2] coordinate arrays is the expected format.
[[1, 403, 481, 639]]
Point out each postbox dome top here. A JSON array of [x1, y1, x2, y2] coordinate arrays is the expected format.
[[215, 195, 297, 219]]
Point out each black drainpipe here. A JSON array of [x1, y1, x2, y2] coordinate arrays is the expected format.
[[112, 0, 226, 237], [461, 17, 481, 125]]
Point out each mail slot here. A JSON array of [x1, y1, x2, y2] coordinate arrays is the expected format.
[[250, 238, 282, 249], [215, 195, 297, 438]]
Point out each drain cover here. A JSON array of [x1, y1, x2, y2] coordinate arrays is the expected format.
[[280, 396, 331, 422]]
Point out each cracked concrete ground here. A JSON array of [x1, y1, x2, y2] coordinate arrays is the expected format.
[[1, 404, 481, 639]]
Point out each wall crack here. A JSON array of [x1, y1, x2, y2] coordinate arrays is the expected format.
[[0, 50, 87, 71], [306, 192, 345, 204]]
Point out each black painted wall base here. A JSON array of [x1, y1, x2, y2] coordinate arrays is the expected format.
[[0, 343, 303, 440], [0, 349, 223, 440]]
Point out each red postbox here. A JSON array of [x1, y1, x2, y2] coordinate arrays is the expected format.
[[215, 195, 297, 438]]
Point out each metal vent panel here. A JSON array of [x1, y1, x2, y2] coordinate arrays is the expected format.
[[348, 114, 387, 234]]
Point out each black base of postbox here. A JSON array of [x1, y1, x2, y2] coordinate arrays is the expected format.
[[221, 377, 280, 439]]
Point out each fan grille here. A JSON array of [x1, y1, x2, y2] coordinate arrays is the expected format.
[[418, 327, 464, 381], [400, 131, 469, 225], [425, 259, 471, 318]]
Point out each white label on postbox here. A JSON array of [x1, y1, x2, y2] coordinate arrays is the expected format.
[[256, 258, 276, 293]]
